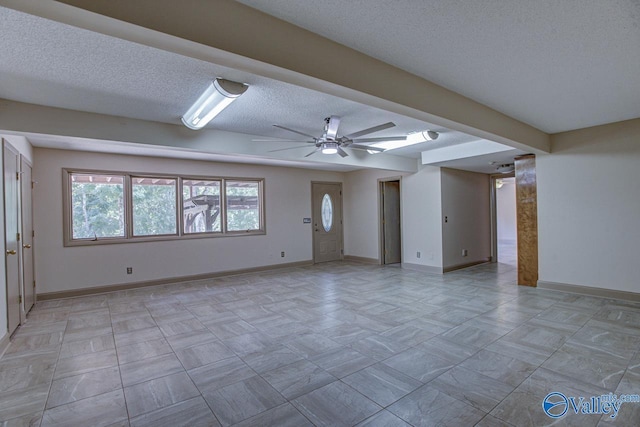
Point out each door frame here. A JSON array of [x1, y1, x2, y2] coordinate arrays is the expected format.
[[3, 141, 21, 335], [20, 156, 35, 317], [378, 176, 403, 265], [489, 172, 515, 263], [311, 181, 344, 264]]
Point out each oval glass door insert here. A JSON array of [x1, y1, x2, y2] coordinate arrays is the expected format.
[[321, 193, 333, 232]]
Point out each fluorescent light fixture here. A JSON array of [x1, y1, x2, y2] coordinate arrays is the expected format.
[[366, 130, 439, 154], [181, 78, 248, 130], [321, 142, 338, 154]]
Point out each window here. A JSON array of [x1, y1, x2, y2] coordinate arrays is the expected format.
[[69, 173, 125, 240], [132, 177, 177, 236], [183, 179, 221, 234], [64, 169, 264, 245], [226, 180, 261, 232]]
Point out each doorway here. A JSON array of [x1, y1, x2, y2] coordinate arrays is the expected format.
[[494, 176, 517, 266], [3, 141, 20, 335], [311, 182, 343, 263], [380, 179, 401, 264]]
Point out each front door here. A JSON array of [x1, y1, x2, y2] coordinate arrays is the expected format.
[[21, 157, 35, 314], [312, 182, 342, 263], [4, 141, 20, 334]]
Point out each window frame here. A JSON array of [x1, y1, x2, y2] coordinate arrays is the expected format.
[[63, 169, 266, 247]]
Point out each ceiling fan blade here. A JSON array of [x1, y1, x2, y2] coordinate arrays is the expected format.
[[349, 144, 385, 152], [304, 148, 320, 157], [273, 124, 317, 139], [269, 146, 315, 153], [352, 136, 406, 143], [252, 139, 311, 142], [325, 116, 341, 139], [343, 122, 396, 139], [336, 146, 349, 157]]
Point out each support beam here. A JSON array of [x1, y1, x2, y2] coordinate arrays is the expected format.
[[0, 0, 550, 154]]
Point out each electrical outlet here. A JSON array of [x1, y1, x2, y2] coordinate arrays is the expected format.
[[281, 251, 285, 258], [462, 249, 468, 257], [126, 267, 133, 274], [416, 251, 421, 258]]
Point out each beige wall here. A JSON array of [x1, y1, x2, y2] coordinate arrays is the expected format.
[[343, 165, 443, 269], [538, 118, 640, 293], [33, 148, 343, 293], [440, 168, 491, 269]]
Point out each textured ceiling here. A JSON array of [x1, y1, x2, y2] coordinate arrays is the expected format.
[[236, 0, 640, 133], [0, 6, 472, 156], [0, 4, 532, 173]]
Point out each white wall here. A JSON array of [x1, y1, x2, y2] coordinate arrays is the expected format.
[[496, 177, 516, 243], [343, 165, 443, 269], [343, 169, 403, 260], [538, 118, 640, 293], [440, 168, 491, 269], [402, 165, 443, 268], [33, 148, 343, 293]]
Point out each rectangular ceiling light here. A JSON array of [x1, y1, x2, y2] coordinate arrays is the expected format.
[[367, 130, 438, 153], [181, 78, 248, 130]]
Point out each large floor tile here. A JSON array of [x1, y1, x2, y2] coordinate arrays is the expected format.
[[129, 396, 219, 427], [262, 360, 336, 400], [202, 375, 285, 426], [387, 385, 486, 427], [383, 347, 455, 383], [429, 366, 514, 412], [124, 372, 199, 418], [293, 381, 381, 427], [120, 353, 184, 387], [47, 366, 122, 409], [342, 363, 422, 407], [41, 389, 128, 427]]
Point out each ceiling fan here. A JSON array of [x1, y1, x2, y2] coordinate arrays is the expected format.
[[254, 116, 406, 157]]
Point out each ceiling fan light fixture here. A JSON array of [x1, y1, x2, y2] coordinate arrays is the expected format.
[[496, 163, 515, 174], [181, 78, 248, 130], [321, 142, 339, 154]]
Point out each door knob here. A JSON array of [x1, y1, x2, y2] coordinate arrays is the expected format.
[[6, 250, 16, 255], [23, 244, 31, 249]]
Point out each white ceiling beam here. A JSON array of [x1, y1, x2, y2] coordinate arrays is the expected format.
[[421, 140, 515, 165], [0, 99, 419, 172], [0, 0, 550, 154]]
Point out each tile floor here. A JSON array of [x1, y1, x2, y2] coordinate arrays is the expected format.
[[0, 258, 639, 426]]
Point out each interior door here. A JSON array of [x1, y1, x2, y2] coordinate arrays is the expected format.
[[382, 180, 401, 264], [4, 142, 20, 334], [21, 157, 35, 314], [312, 182, 343, 263]]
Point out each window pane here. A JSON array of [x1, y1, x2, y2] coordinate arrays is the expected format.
[[321, 193, 333, 232], [183, 179, 221, 233], [71, 174, 125, 239], [132, 177, 177, 236], [226, 181, 260, 231]]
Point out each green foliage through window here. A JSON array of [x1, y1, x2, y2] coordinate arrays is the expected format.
[[66, 171, 263, 244], [71, 174, 124, 239]]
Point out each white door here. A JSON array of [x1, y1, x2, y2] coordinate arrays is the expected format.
[[312, 182, 343, 263], [4, 142, 20, 334], [21, 157, 35, 314]]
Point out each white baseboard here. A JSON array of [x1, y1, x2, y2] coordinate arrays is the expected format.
[[38, 260, 313, 300], [537, 280, 640, 303], [344, 255, 379, 264], [401, 262, 443, 274]]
